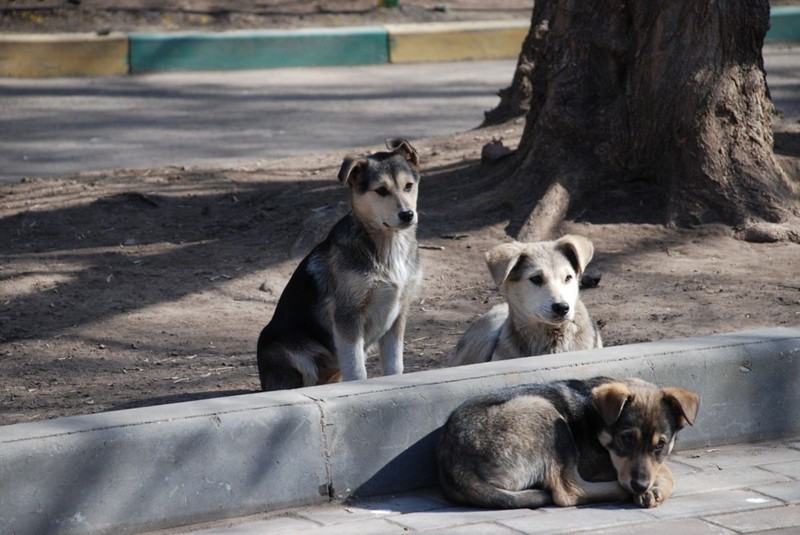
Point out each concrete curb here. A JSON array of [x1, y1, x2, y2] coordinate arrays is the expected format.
[[129, 26, 389, 72], [0, 20, 527, 77], [0, 32, 128, 77], [1, 326, 798, 535], [1, 7, 797, 77], [385, 20, 529, 63], [768, 6, 800, 42]]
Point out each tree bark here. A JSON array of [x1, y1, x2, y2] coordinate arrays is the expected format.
[[496, 0, 799, 243], [480, 7, 538, 126]]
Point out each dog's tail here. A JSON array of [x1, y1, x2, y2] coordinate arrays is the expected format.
[[447, 304, 507, 366]]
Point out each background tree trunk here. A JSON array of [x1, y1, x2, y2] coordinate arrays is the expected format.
[[496, 0, 799, 243]]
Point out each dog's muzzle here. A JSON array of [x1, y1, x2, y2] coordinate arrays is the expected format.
[[551, 302, 570, 318], [398, 210, 415, 224]]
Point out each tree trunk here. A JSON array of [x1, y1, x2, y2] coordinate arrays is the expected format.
[[496, 0, 799, 243], [480, 8, 537, 126]]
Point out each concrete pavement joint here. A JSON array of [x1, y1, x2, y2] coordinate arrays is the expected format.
[[312, 397, 336, 501]]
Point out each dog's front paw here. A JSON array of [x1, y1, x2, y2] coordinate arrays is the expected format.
[[634, 487, 666, 508]]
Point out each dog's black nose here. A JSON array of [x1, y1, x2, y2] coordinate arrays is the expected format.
[[630, 480, 650, 494], [551, 302, 570, 317], [398, 210, 415, 223]]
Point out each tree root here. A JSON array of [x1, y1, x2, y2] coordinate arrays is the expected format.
[[734, 219, 800, 244]]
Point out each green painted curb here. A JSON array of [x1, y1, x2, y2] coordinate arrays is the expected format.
[[767, 6, 800, 42], [129, 26, 389, 73], [1, 9, 797, 78]]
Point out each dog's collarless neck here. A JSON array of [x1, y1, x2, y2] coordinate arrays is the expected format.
[[509, 313, 573, 352]]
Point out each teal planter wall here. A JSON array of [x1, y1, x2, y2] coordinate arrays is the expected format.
[[129, 27, 389, 72]]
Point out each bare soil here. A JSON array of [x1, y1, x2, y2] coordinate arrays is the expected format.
[[2, 118, 799, 426], [1, 1, 799, 426], [0, 0, 533, 33]]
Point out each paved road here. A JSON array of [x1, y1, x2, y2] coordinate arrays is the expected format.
[[0, 60, 515, 183], [0, 44, 797, 184]]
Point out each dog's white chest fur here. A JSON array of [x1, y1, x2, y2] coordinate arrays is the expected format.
[[361, 233, 419, 344]]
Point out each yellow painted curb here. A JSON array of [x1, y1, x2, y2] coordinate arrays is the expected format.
[[386, 20, 529, 63], [0, 33, 128, 77]]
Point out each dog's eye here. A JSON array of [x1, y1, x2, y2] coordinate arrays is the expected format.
[[404, 183, 414, 192], [565, 274, 573, 283], [375, 187, 390, 197], [529, 275, 544, 286], [654, 438, 668, 452], [620, 434, 636, 448]]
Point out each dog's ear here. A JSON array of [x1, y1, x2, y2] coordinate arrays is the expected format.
[[592, 382, 634, 426], [338, 156, 368, 186], [485, 242, 525, 287], [386, 138, 420, 169], [662, 387, 700, 429], [555, 235, 594, 275]]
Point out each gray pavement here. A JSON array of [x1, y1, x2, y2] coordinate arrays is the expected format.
[[766, 43, 800, 123], [0, 59, 514, 183], [152, 439, 800, 534], [1, 43, 798, 184]]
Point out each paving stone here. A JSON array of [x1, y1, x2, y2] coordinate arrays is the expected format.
[[295, 502, 401, 526], [645, 489, 782, 519], [752, 481, 800, 504], [761, 459, 800, 479], [348, 487, 451, 514], [672, 443, 800, 471], [706, 504, 800, 533], [423, 521, 525, 534], [300, 517, 410, 534], [498, 504, 655, 534], [671, 466, 791, 497], [387, 505, 535, 531], [591, 518, 735, 535], [186, 515, 321, 534], [666, 460, 702, 477]]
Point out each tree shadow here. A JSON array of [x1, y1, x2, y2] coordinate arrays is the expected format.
[[111, 389, 253, 411], [0, 173, 330, 342], [0, 156, 513, 344], [0, 156, 518, 420], [20, 402, 313, 535]]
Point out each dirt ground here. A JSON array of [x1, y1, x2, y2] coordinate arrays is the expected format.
[[2, 117, 799, 426], [0, 0, 533, 33], [1, 1, 799, 426], [2, 0, 797, 35]]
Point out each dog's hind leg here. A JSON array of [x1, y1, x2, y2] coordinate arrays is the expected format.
[[439, 470, 554, 509], [257, 343, 309, 391], [553, 465, 629, 507], [257, 341, 328, 391], [491, 488, 554, 509], [260, 366, 304, 391]]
